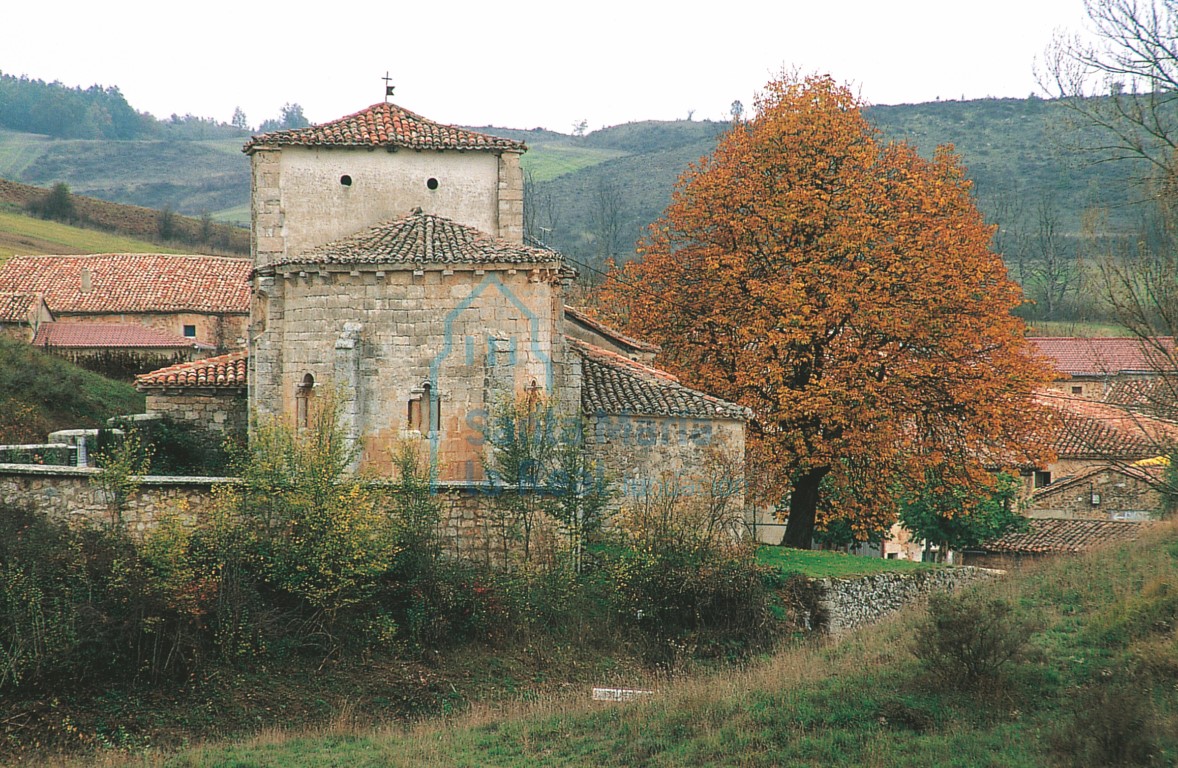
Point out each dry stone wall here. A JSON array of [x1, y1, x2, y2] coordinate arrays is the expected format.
[[787, 567, 1000, 635]]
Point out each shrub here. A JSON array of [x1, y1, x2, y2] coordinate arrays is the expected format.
[[913, 590, 1033, 690], [1053, 674, 1159, 767]]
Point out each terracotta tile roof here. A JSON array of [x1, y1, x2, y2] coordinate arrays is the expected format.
[[0, 255, 251, 315], [978, 517, 1149, 554], [137, 350, 248, 390], [266, 209, 562, 269], [243, 102, 525, 154], [0, 292, 40, 323], [1037, 391, 1178, 459], [563, 305, 660, 354], [570, 337, 751, 420], [33, 322, 214, 350], [1104, 377, 1178, 420], [1029, 337, 1177, 377]]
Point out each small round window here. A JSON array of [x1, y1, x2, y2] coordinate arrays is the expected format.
[[340, 175, 353, 186], [426, 177, 439, 190]]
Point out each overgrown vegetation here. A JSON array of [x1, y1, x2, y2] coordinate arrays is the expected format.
[[0, 394, 773, 759], [108, 524, 1178, 768]]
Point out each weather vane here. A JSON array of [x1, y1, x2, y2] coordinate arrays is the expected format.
[[383, 72, 395, 102]]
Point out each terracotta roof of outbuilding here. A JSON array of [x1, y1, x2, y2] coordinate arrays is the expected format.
[[266, 210, 562, 269], [0, 292, 41, 323], [978, 517, 1149, 554], [1104, 377, 1178, 421], [570, 337, 751, 420], [33, 322, 214, 350], [0, 255, 251, 315], [1037, 391, 1178, 459], [563, 305, 660, 354], [243, 102, 526, 153], [137, 350, 248, 390], [1030, 337, 1177, 377]]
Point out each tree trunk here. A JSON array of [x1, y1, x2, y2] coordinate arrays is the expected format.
[[781, 467, 827, 549]]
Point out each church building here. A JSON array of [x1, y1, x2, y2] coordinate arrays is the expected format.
[[141, 98, 749, 501]]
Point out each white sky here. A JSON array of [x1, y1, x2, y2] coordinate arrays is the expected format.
[[3, 0, 1089, 132]]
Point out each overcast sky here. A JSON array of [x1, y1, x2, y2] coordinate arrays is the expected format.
[[4, 0, 1089, 132]]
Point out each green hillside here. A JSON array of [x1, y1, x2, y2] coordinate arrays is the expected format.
[[93, 525, 1178, 767], [0, 337, 143, 443], [0, 208, 181, 259]]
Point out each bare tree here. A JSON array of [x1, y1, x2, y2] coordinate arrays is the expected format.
[[523, 168, 559, 246], [1026, 196, 1082, 321], [591, 178, 623, 264], [1039, 0, 1178, 183]]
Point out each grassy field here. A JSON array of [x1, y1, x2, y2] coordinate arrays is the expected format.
[[756, 546, 935, 578], [0, 131, 52, 177], [519, 144, 629, 182], [0, 208, 180, 259], [1026, 320, 1134, 337], [46, 524, 1178, 767]]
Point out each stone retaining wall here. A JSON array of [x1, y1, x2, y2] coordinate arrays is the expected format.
[[787, 567, 1001, 635]]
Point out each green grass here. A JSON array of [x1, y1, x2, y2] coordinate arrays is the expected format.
[[0, 336, 143, 441], [120, 524, 1177, 768], [756, 546, 936, 578], [520, 143, 629, 182], [0, 209, 183, 259], [1026, 320, 1134, 337], [0, 130, 52, 177]]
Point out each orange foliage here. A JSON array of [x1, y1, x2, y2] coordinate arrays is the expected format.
[[598, 74, 1055, 547]]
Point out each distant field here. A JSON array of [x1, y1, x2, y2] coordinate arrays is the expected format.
[[756, 546, 935, 577], [520, 144, 629, 182], [0, 209, 181, 259], [1026, 320, 1132, 337], [0, 131, 51, 177]]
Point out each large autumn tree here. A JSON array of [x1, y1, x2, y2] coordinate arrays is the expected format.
[[599, 75, 1054, 548]]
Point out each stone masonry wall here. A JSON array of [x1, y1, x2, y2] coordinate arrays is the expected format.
[[0, 464, 228, 534], [786, 567, 1000, 635], [145, 390, 248, 435]]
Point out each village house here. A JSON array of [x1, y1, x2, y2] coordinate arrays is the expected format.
[[0, 253, 251, 353], [136, 100, 748, 508], [1031, 336, 1177, 399], [0, 291, 52, 341]]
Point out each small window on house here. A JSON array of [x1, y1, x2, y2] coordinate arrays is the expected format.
[[1071, 385, 1083, 395], [340, 174, 352, 186], [426, 177, 439, 190], [296, 373, 314, 430], [183, 325, 197, 338], [1034, 470, 1052, 489]]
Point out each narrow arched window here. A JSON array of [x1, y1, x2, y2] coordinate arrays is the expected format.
[[408, 382, 440, 435], [296, 373, 314, 429]]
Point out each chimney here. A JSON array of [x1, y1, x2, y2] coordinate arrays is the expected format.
[[80, 267, 92, 294]]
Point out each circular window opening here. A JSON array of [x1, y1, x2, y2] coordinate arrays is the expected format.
[[426, 177, 439, 190], [340, 175, 353, 186]]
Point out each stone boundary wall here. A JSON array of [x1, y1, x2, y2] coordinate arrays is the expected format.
[[787, 567, 1002, 635], [0, 463, 231, 533]]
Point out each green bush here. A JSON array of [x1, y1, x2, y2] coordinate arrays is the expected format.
[[109, 416, 237, 476], [913, 590, 1034, 690]]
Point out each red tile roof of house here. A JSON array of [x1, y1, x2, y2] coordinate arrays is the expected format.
[[1037, 391, 1178, 459], [564, 305, 660, 354], [1104, 377, 1178, 420], [243, 102, 526, 154], [978, 517, 1149, 554], [265, 209, 561, 269], [0, 292, 41, 323], [1029, 337, 1177, 377], [33, 322, 214, 350], [0, 254, 251, 315], [570, 337, 751, 420], [137, 350, 248, 390]]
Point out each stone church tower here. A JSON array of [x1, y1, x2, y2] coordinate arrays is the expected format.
[[243, 103, 574, 478]]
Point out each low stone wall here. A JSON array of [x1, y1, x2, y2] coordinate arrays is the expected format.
[[0, 464, 229, 533], [787, 567, 1001, 635]]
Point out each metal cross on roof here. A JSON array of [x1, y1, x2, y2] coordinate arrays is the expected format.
[[383, 72, 395, 101]]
